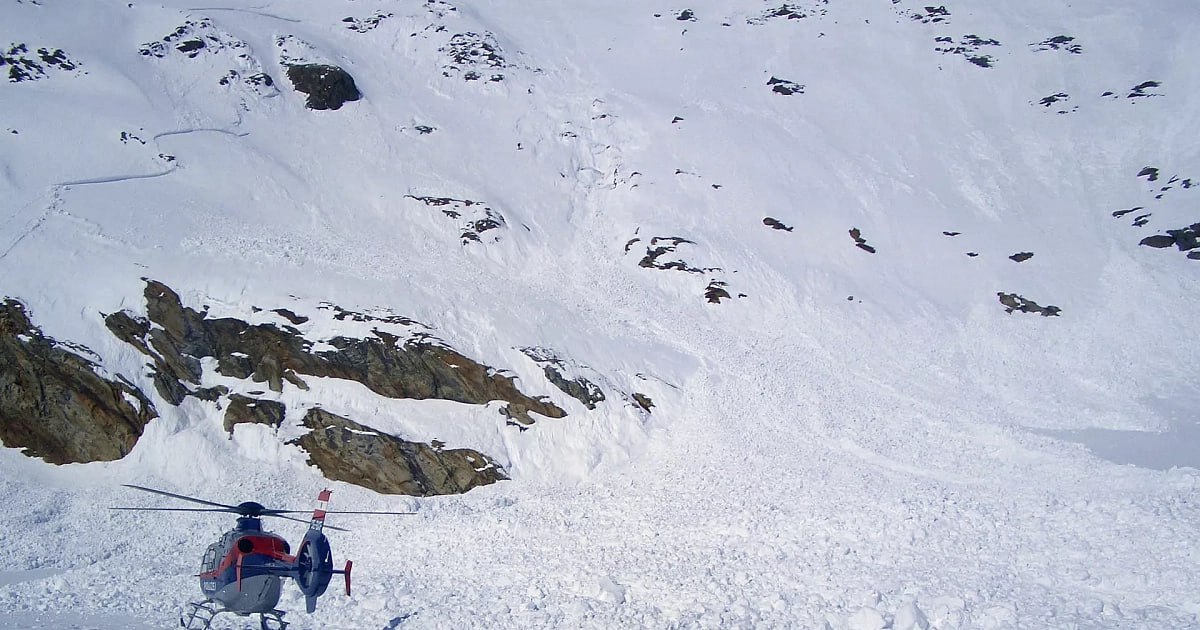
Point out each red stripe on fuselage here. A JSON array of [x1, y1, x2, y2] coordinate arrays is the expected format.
[[198, 535, 294, 580]]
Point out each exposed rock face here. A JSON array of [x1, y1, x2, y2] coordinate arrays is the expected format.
[[105, 280, 564, 423], [224, 395, 285, 433], [285, 64, 360, 110], [290, 408, 506, 496], [0, 299, 156, 464], [521, 347, 605, 410]]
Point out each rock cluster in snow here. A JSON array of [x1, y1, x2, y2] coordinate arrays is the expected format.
[[403, 195, 507, 243], [1, 43, 81, 82]]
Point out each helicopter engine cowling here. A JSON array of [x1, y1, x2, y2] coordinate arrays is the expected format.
[[295, 530, 334, 613]]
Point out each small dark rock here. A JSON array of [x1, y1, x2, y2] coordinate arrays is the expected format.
[[1009, 252, 1034, 262], [705, 280, 732, 303], [763, 217, 794, 231], [272, 308, 308, 325], [997, 292, 1061, 317], [1128, 81, 1161, 98], [632, 393, 654, 413], [767, 76, 804, 95]]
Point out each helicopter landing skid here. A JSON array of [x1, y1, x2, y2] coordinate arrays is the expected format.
[[180, 600, 289, 630]]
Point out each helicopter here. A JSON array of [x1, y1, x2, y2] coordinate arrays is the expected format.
[[111, 484, 413, 630]]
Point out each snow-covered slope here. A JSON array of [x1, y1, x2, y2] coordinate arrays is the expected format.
[[1, 0, 1198, 627]]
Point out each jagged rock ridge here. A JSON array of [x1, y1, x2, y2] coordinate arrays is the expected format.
[[105, 280, 565, 424]]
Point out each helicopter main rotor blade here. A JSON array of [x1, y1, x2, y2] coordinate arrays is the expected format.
[[264, 512, 351, 532], [121, 484, 242, 511], [109, 507, 239, 512], [321, 510, 418, 515], [256, 509, 419, 516]]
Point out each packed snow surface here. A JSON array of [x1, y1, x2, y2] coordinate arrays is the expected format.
[[1, 0, 1198, 627]]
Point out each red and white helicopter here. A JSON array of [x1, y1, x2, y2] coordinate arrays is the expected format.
[[112, 485, 412, 630]]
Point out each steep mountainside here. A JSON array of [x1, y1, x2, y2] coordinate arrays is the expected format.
[[0, 0, 1198, 628]]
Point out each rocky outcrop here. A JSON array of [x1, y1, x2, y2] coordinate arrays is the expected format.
[[521, 347, 606, 410], [224, 395, 285, 433], [0, 299, 156, 464], [290, 408, 506, 496], [105, 280, 564, 424], [285, 64, 360, 110]]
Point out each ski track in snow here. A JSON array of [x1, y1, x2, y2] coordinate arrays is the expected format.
[[0, 0, 1199, 628], [0, 126, 248, 262]]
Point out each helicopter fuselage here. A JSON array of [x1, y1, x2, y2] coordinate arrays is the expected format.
[[198, 517, 293, 614]]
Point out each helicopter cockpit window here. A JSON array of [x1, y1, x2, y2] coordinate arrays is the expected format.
[[201, 544, 218, 573]]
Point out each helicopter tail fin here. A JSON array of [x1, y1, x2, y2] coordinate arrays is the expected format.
[[308, 489, 332, 533], [336, 560, 352, 596]]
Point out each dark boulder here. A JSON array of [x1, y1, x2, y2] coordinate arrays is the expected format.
[[1139, 234, 1176, 249], [1, 299, 156, 463], [285, 64, 360, 110]]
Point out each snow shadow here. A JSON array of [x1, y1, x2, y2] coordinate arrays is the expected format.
[[1043, 395, 1200, 471]]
